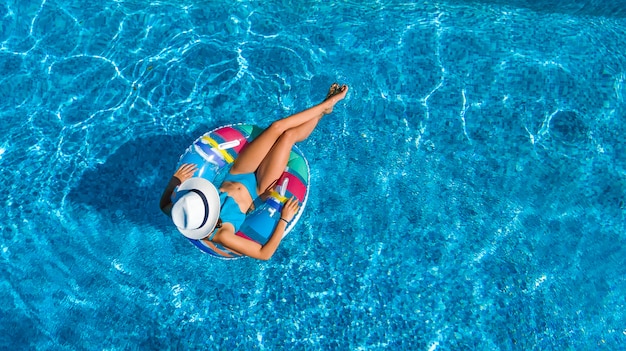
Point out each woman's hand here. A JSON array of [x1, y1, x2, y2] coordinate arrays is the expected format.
[[173, 163, 197, 183], [161, 163, 197, 214], [280, 196, 300, 222]]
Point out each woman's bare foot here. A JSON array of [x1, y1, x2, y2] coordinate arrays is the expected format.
[[322, 83, 348, 114]]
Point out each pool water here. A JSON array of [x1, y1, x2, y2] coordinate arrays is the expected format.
[[1, 0, 625, 349]]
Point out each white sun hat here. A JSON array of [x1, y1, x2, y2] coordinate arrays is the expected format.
[[171, 177, 221, 240]]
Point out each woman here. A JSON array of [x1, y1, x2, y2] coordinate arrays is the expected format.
[[160, 83, 348, 260]]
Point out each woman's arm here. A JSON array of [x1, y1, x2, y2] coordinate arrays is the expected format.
[[213, 220, 287, 261], [215, 196, 300, 260], [159, 164, 198, 215]]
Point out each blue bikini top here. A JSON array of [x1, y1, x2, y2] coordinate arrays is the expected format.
[[215, 192, 246, 232]]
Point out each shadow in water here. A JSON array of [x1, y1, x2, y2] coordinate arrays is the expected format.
[[67, 130, 205, 228]]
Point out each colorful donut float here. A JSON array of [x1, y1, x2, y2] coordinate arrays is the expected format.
[[171, 124, 310, 259]]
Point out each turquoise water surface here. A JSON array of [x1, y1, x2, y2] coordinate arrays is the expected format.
[[1, 0, 625, 349]]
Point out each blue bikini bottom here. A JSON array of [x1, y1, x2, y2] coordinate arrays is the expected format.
[[213, 172, 259, 233], [222, 171, 259, 199]]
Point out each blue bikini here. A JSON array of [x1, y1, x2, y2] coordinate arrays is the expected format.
[[222, 172, 259, 199], [215, 192, 246, 232], [213, 172, 259, 233]]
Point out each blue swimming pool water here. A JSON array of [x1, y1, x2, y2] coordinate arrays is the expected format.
[[1, 0, 625, 349]]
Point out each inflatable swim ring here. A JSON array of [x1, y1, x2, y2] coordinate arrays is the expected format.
[[171, 124, 310, 259]]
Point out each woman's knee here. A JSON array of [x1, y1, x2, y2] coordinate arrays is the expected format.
[[268, 120, 288, 135], [266, 121, 300, 143], [280, 128, 301, 143]]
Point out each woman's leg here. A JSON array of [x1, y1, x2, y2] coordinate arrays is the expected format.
[[254, 121, 317, 192], [254, 84, 348, 191], [231, 84, 348, 176]]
